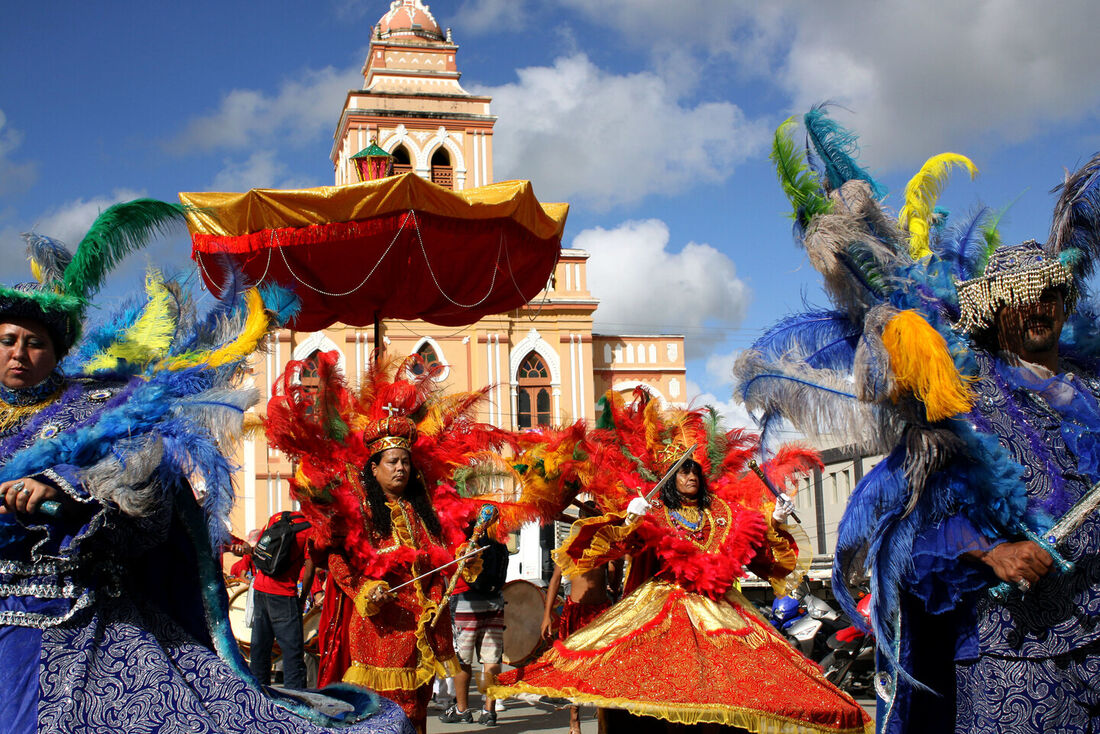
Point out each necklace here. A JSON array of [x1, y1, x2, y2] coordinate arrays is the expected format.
[[0, 372, 66, 432], [669, 506, 701, 529], [666, 504, 713, 547]]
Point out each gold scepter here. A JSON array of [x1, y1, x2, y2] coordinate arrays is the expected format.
[[431, 503, 499, 629]]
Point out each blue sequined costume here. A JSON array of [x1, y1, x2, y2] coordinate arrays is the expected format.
[[841, 352, 1100, 733], [0, 207, 412, 733], [0, 373, 412, 734]]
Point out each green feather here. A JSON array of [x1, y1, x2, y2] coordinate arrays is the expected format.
[[770, 117, 832, 230], [703, 407, 728, 479], [595, 395, 615, 430], [976, 207, 1008, 276], [63, 199, 188, 301]]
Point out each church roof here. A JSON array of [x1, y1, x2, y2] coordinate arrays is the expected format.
[[377, 0, 444, 42]]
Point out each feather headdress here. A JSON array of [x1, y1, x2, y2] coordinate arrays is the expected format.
[[4, 200, 188, 355], [264, 353, 517, 570]]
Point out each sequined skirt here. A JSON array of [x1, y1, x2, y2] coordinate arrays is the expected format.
[[492, 580, 870, 734]]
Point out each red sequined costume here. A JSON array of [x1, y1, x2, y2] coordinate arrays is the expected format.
[[318, 492, 462, 719], [558, 597, 613, 638], [265, 352, 503, 727], [492, 390, 872, 734]]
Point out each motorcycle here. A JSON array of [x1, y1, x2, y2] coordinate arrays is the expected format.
[[770, 589, 846, 662], [820, 593, 876, 694]]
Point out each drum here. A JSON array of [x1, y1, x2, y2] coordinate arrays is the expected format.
[[226, 579, 252, 657], [302, 606, 322, 656], [501, 579, 556, 666]]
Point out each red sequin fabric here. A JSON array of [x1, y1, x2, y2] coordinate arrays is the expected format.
[[493, 505, 872, 734]]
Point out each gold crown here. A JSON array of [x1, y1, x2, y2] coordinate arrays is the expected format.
[[655, 442, 693, 473], [363, 414, 418, 455]]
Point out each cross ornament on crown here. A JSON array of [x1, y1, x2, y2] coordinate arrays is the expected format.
[[382, 402, 400, 417]]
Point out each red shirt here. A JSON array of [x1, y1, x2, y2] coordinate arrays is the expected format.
[[252, 512, 312, 597]]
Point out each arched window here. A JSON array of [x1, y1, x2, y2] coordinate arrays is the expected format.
[[430, 147, 453, 189], [516, 351, 551, 429], [299, 350, 322, 414], [409, 341, 443, 376], [391, 145, 412, 176]]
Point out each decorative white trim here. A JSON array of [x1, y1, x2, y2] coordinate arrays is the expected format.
[[610, 380, 668, 407], [510, 328, 561, 385], [292, 332, 346, 374], [410, 335, 451, 381]]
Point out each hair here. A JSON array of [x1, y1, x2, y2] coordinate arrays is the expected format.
[[659, 459, 712, 510], [361, 450, 443, 539]]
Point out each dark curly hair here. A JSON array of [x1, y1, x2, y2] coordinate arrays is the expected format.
[[659, 458, 712, 510], [361, 450, 443, 539]]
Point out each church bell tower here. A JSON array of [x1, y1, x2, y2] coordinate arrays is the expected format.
[[331, 0, 497, 190]]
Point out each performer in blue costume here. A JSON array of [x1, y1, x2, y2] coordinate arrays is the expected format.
[[0, 201, 412, 734], [735, 108, 1100, 733]]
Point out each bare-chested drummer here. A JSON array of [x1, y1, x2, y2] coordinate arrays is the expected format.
[[541, 501, 619, 734]]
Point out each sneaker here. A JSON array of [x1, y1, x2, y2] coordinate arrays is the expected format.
[[477, 710, 497, 726], [439, 705, 473, 724]]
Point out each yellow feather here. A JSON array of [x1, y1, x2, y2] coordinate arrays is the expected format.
[[30, 260, 44, 284], [898, 153, 978, 259], [883, 310, 973, 421], [85, 272, 178, 373], [157, 288, 269, 371]]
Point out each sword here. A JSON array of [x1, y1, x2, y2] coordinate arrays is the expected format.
[[990, 479, 1100, 602], [748, 459, 802, 524]]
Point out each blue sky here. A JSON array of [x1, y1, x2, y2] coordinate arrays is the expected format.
[[4, 0, 1100, 424]]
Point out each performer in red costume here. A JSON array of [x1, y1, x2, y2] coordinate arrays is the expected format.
[[492, 390, 871, 734], [265, 353, 503, 734]]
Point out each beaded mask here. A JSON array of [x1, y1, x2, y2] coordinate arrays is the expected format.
[[955, 240, 1079, 333]]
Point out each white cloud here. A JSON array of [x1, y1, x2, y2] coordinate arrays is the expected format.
[[685, 379, 755, 431], [546, 1, 1100, 171], [168, 66, 362, 154], [0, 110, 38, 196], [578, 219, 750, 359], [477, 54, 769, 209], [704, 349, 740, 388], [208, 151, 316, 192], [554, 0, 784, 73], [771, 1, 1100, 167], [453, 0, 530, 33]]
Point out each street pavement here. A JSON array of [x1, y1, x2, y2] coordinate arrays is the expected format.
[[426, 693, 877, 733]]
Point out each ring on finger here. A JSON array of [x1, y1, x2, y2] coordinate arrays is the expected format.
[[1018, 578, 1031, 592]]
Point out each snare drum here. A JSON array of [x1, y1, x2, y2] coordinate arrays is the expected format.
[[501, 579, 557, 666]]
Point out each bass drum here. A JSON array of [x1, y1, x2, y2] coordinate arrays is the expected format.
[[226, 579, 252, 657], [501, 579, 556, 666]]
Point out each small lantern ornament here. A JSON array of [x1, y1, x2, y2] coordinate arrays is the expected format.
[[351, 141, 394, 182]]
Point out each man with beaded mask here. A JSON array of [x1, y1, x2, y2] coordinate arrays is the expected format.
[[850, 238, 1100, 734], [736, 110, 1100, 734]]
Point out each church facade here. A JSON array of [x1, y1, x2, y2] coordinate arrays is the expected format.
[[233, 0, 687, 582]]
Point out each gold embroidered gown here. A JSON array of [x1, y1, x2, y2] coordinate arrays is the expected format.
[[492, 495, 872, 734]]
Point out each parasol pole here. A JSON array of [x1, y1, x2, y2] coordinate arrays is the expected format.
[[373, 310, 383, 357]]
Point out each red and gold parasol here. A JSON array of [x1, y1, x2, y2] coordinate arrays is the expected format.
[[180, 173, 568, 332]]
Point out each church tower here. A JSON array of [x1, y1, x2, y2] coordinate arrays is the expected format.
[[331, 0, 496, 189]]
